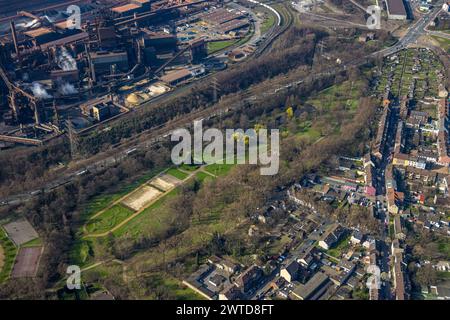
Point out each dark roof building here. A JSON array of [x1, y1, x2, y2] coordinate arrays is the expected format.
[[234, 265, 263, 293], [291, 272, 331, 300], [386, 0, 408, 20]]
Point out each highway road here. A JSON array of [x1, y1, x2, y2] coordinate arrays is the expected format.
[[0, 4, 443, 207]]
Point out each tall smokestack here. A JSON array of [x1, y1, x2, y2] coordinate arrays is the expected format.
[[85, 44, 95, 84], [10, 21, 19, 58], [33, 102, 41, 125]]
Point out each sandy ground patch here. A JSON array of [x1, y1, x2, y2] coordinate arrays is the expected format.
[[159, 174, 182, 185], [121, 185, 162, 211], [150, 176, 176, 191]]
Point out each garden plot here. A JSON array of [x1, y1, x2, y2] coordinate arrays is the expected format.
[[3, 219, 39, 246], [121, 185, 162, 211], [150, 174, 181, 191]]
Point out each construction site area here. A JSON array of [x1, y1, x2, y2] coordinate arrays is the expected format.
[[0, 0, 266, 149]]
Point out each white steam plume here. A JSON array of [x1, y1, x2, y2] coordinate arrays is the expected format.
[[57, 47, 77, 71], [58, 82, 78, 95], [31, 82, 52, 100]]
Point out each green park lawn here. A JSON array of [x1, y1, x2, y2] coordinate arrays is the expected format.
[[166, 168, 189, 180], [0, 228, 17, 283], [85, 204, 135, 235], [204, 163, 235, 177]]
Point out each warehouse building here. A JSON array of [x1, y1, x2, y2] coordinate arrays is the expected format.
[[160, 68, 193, 86]]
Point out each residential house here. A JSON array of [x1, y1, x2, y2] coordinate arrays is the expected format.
[[234, 265, 263, 293], [318, 225, 347, 250], [350, 230, 364, 245], [219, 285, 242, 300]]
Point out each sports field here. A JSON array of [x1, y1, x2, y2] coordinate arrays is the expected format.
[[121, 185, 162, 211], [11, 246, 43, 278], [85, 204, 135, 234]]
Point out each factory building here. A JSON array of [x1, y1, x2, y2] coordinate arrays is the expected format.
[[189, 39, 207, 62], [50, 69, 79, 83], [142, 33, 178, 52], [160, 68, 193, 86], [111, 0, 152, 16], [23, 27, 89, 50], [386, 0, 408, 20], [201, 8, 249, 34], [90, 51, 129, 75], [92, 104, 111, 122], [97, 27, 118, 49]]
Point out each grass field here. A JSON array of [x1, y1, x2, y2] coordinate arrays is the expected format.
[[431, 35, 450, 53], [113, 188, 180, 238], [179, 164, 200, 172], [296, 120, 322, 140], [204, 163, 235, 177], [207, 40, 238, 55], [0, 228, 17, 283], [80, 169, 160, 221], [71, 168, 213, 266], [261, 14, 275, 34], [194, 171, 213, 183], [21, 237, 43, 248], [307, 80, 364, 112], [166, 168, 189, 180], [142, 273, 205, 300], [85, 204, 135, 235]]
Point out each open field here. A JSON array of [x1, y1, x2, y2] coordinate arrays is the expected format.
[[296, 120, 322, 140], [121, 186, 162, 212], [207, 40, 238, 54], [431, 35, 450, 53], [21, 237, 43, 248], [203, 163, 235, 177], [0, 228, 17, 282], [70, 161, 241, 274], [306, 79, 364, 112], [83, 171, 184, 237], [72, 164, 233, 268], [113, 188, 180, 238], [142, 273, 206, 300], [194, 171, 214, 183], [11, 246, 43, 278], [166, 168, 189, 180], [260, 12, 276, 34], [80, 169, 161, 221], [85, 205, 135, 235]]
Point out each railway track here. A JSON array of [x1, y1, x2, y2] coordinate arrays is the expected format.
[[254, 3, 293, 58]]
